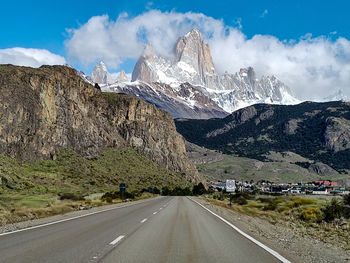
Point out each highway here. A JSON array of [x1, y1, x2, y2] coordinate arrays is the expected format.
[[0, 197, 290, 263]]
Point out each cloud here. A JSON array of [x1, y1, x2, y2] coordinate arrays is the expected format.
[[260, 9, 268, 18], [65, 10, 223, 68], [65, 10, 350, 100], [0, 47, 66, 67]]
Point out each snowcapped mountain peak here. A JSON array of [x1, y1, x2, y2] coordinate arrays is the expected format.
[[91, 61, 113, 85], [323, 89, 349, 102], [95, 29, 299, 118], [174, 28, 220, 89], [98, 60, 107, 69], [116, 70, 129, 82], [142, 43, 156, 58]]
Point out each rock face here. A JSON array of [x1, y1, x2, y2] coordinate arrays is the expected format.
[[116, 70, 129, 82], [324, 117, 350, 152], [308, 162, 338, 175], [0, 65, 203, 184], [91, 61, 113, 85], [174, 28, 221, 90]]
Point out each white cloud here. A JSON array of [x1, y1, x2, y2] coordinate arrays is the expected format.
[[260, 9, 268, 18], [0, 47, 66, 67], [65, 10, 350, 100]]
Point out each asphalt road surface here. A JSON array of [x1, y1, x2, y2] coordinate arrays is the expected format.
[[0, 197, 289, 263]]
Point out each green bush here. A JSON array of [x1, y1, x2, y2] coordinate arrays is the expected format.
[[291, 197, 314, 207], [300, 207, 323, 222], [192, 183, 206, 195], [234, 196, 248, 205], [102, 191, 136, 200], [105, 197, 113, 203], [59, 193, 84, 201], [343, 194, 350, 206], [259, 197, 285, 211], [322, 198, 344, 222]]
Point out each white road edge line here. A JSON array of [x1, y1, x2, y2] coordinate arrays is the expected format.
[[159, 207, 163, 210], [153, 211, 158, 215], [189, 197, 291, 263], [0, 198, 158, 237], [110, 235, 125, 245], [140, 218, 148, 223]]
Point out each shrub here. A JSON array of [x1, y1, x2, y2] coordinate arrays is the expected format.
[[322, 198, 344, 222], [343, 194, 350, 219], [343, 194, 350, 206], [291, 197, 314, 207], [234, 196, 248, 205], [105, 197, 113, 203], [300, 207, 323, 222], [262, 197, 285, 211], [192, 183, 206, 195], [59, 193, 84, 201], [102, 191, 135, 200]]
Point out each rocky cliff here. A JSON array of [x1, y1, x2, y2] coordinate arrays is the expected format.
[[0, 64, 203, 184]]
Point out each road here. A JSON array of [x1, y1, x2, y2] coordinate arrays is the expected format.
[[0, 197, 289, 263]]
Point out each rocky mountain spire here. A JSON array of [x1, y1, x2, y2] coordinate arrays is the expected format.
[[175, 29, 216, 75], [132, 43, 162, 83], [116, 70, 129, 82], [174, 28, 221, 89], [91, 61, 112, 85]]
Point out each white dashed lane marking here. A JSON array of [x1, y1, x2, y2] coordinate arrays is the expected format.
[[109, 235, 125, 245]]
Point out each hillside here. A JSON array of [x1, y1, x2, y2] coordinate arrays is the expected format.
[[0, 147, 191, 224], [0, 64, 202, 184], [175, 101, 350, 173]]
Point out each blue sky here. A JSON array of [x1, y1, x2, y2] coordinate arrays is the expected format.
[[0, 0, 347, 61], [0, 0, 349, 99]]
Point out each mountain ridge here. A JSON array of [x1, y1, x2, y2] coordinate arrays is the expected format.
[[175, 101, 350, 172], [89, 28, 299, 118]]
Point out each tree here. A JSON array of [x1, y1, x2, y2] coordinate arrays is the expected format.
[[322, 198, 344, 222], [192, 183, 206, 195], [343, 194, 350, 219]]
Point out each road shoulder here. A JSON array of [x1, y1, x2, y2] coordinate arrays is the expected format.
[[193, 197, 350, 263]]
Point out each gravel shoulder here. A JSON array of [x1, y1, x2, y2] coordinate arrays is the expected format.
[[194, 197, 350, 263], [0, 196, 160, 235]]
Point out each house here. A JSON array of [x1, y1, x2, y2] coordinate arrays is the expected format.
[[312, 188, 328, 195]]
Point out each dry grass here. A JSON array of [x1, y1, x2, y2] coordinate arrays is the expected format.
[[205, 195, 350, 250]]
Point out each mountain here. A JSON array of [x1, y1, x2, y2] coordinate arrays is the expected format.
[[116, 70, 129, 82], [132, 29, 221, 90], [89, 29, 299, 119], [0, 64, 203, 184], [91, 61, 113, 85], [105, 81, 229, 119], [175, 101, 350, 172], [323, 90, 349, 102]]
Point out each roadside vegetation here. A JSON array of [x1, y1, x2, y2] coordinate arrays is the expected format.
[[0, 147, 191, 225], [204, 192, 350, 250]]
